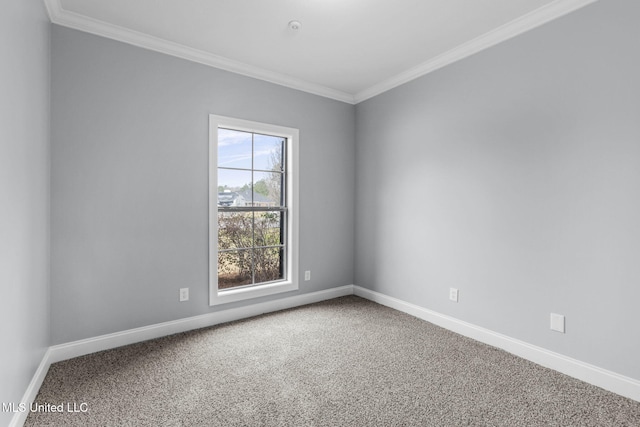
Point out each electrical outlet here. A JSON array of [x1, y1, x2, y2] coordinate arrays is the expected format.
[[179, 288, 189, 302], [449, 288, 459, 302], [550, 313, 565, 333], [304, 270, 311, 281]]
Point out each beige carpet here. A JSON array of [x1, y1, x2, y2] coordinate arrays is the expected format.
[[25, 296, 640, 426]]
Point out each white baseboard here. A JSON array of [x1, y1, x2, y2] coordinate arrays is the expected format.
[[48, 285, 354, 364], [14, 283, 639, 427], [9, 348, 53, 427], [353, 285, 640, 403]]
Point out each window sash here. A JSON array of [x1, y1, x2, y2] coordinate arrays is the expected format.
[[218, 206, 286, 213], [216, 129, 287, 290]]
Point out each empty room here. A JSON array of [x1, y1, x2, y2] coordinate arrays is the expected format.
[[2, 0, 640, 425]]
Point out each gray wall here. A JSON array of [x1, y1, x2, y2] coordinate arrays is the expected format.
[[0, 0, 50, 424], [51, 26, 355, 344], [355, 0, 640, 381]]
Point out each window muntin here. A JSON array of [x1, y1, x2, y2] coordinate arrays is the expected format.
[[209, 116, 298, 305]]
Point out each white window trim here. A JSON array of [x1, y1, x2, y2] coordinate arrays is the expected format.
[[209, 115, 299, 306]]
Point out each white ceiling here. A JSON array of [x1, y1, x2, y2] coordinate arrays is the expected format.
[[45, 0, 595, 104]]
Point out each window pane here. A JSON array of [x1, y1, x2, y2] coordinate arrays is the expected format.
[[253, 134, 284, 171], [218, 128, 252, 169], [253, 171, 282, 207], [218, 249, 252, 289], [254, 211, 283, 247], [218, 169, 251, 206], [253, 247, 284, 284], [218, 212, 253, 250]]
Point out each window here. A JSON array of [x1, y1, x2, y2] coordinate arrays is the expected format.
[[209, 115, 299, 305]]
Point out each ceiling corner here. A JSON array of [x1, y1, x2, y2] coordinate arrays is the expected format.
[[42, 0, 62, 22], [43, 0, 597, 106]]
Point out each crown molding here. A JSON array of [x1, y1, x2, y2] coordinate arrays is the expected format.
[[42, 0, 356, 104], [44, 0, 596, 105], [353, 0, 598, 103]]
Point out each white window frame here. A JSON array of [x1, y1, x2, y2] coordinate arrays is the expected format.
[[209, 115, 299, 306]]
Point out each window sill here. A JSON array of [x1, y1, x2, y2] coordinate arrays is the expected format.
[[209, 280, 299, 306]]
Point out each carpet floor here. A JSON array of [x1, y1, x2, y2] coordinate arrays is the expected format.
[[25, 296, 640, 426]]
